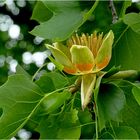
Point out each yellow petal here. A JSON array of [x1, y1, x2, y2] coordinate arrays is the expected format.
[[53, 42, 71, 60], [95, 30, 114, 70], [46, 44, 77, 74], [70, 45, 95, 72]]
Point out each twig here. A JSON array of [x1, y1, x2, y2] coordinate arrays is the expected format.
[[109, 0, 118, 23]]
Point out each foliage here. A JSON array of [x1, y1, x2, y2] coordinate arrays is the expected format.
[[0, 0, 140, 139]]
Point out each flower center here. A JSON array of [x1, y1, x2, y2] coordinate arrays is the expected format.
[[67, 32, 103, 57]]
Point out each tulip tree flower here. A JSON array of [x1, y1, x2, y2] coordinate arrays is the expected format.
[[46, 30, 114, 109]]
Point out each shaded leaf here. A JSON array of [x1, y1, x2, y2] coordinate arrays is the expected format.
[[113, 126, 139, 139], [109, 21, 140, 70], [118, 81, 140, 137], [101, 126, 139, 139], [78, 110, 95, 139], [35, 71, 68, 93], [36, 109, 81, 139], [97, 83, 125, 131]]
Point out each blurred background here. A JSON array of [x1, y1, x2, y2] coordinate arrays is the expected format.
[[0, 0, 55, 86], [0, 0, 140, 139]]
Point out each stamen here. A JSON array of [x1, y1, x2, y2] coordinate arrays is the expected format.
[[76, 34, 81, 45], [82, 33, 88, 46], [96, 32, 103, 52], [72, 36, 77, 44]]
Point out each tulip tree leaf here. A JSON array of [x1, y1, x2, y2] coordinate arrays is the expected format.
[[132, 85, 140, 106], [35, 71, 69, 93], [0, 74, 43, 138], [97, 83, 125, 131], [119, 0, 132, 18], [112, 126, 139, 139], [31, 1, 53, 23], [109, 21, 140, 71], [101, 126, 139, 139], [30, 1, 98, 41], [117, 81, 140, 137], [36, 109, 81, 139], [0, 72, 71, 138], [123, 13, 140, 34]]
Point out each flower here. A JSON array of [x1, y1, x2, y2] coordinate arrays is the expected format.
[[46, 30, 114, 75], [46, 30, 114, 109]]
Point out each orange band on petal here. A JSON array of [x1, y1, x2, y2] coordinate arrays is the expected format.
[[76, 63, 93, 72], [64, 67, 77, 74], [96, 57, 109, 69]]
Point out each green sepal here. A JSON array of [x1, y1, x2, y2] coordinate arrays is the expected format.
[[81, 74, 96, 110]]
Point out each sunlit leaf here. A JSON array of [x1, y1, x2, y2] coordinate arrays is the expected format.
[[31, 1, 53, 23], [30, 1, 98, 41], [0, 74, 43, 138], [123, 13, 140, 34]]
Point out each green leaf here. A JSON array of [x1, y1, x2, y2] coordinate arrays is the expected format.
[[113, 126, 139, 139], [123, 13, 140, 34], [78, 110, 95, 139], [119, 0, 132, 18], [36, 109, 81, 139], [118, 81, 140, 137], [97, 83, 125, 131], [16, 65, 31, 79], [109, 21, 140, 71], [30, 1, 98, 41], [101, 126, 139, 139], [35, 71, 68, 93], [41, 90, 71, 114], [31, 1, 53, 23], [0, 72, 70, 138], [132, 85, 140, 106], [0, 74, 43, 138]]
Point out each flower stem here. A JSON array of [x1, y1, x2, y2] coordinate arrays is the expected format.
[[32, 62, 48, 81], [83, 0, 99, 22], [95, 104, 99, 140]]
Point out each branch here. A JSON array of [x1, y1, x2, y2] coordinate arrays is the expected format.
[[109, 0, 118, 23]]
